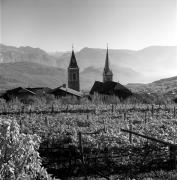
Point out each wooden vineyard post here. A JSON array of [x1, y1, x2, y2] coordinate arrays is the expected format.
[[45, 117, 49, 127], [19, 118, 22, 133], [69, 149, 72, 168], [169, 146, 176, 169], [29, 108, 32, 115], [129, 123, 132, 144], [112, 104, 114, 114], [124, 112, 126, 121], [21, 106, 24, 114], [79, 132, 83, 158], [144, 111, 147, 124], [78, 132, 88, 180], [151, 105, 154, 117], [103, 119, 106, 132], [104, 147, 109, 172], [66, 105, 68, 113], [51, 104, 54, 113]]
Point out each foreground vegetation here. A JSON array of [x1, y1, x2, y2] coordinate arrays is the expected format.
[[0, 95, 177, 179]]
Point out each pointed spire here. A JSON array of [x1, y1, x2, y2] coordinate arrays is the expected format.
[[103, 44, 113, 82], [68, 45, 78, 68], [104, 43, 111, 73]]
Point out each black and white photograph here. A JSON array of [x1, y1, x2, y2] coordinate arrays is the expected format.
[[0, 0, 177, 179]]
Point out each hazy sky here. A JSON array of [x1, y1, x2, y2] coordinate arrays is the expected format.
[[1, 0, 177, 51]]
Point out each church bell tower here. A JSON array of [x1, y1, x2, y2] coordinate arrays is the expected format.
[[103, 44, 113, 83], [68, 46, 80, 91]]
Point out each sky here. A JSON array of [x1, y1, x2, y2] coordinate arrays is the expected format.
[[0, 0, 177, 52]]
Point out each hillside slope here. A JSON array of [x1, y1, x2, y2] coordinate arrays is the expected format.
[[127, 76, 177, 96], [0, 62, 66, 90]]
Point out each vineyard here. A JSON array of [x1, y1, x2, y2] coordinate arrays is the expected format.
[[1, 97, 177, 180]]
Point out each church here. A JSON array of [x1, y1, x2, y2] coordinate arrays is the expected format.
[[67, 45, 132, 100], [68, 47, 80, 91], [89, 45, 132, 99], [49, 47, 82, 98]]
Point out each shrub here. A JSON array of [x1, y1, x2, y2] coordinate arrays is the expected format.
[[0, 118, 55, 180]]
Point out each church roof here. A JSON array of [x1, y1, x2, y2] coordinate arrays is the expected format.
[[68, 49, 78, 68], [90, 81, 132, 99], [90, 81, 103, 95]]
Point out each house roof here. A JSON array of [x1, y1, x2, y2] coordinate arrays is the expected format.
[[51, 86, 83, 97], [0, 87, 36, 100], [19, 88, 36, 95], [6, 87, 36, 95], [60, 87, 82, 97], [26, 87, 51, 94]]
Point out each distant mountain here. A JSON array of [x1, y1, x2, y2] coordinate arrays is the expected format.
[[0, 62, 66, 90], [48, 51, 66, 58], [56, 46, 177, 84], [0, 61, 141, 91], [0, 44, 57, 66], [0, 62, 101, 90], [56, 47, 136, 70], [0, 44, 176, 91]]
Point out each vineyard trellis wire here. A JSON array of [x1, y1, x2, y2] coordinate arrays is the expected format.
[[0, 104, 176, 117]]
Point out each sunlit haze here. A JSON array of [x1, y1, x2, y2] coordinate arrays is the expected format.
[[1, 0, 177, 51], [0, 0, 177, 84]]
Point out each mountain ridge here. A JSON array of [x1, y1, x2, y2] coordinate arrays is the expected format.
[[55, 45, 177, 84], [0, 44, 176, 90], [0, 44, 57, 66]]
